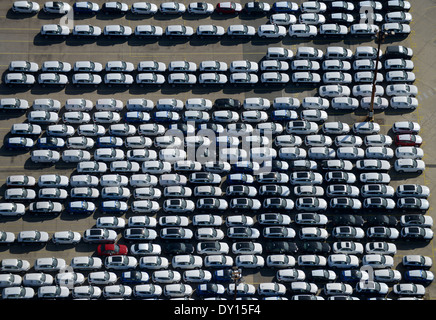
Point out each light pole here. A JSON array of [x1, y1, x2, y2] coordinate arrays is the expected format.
[[231, 267, 242, 300], [367, 30, 387, 122]]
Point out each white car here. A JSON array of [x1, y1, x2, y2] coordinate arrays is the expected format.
[[390, 96, 418, 109], [1, 258, 31, 272], [382, 22, 411, 35], [350, 23, 379, 37], [131, 2, 158, 14], [38, 73, 68, 86], [360, 172, 391, 184], [72, 24, 102, 38], [352, 84, 384, 97], [165, 25, 194, 37], [160, 1, 186, 14], [396, 184, 430, 198], [2, 287, 34, 299], [235, 255, 264, 269], [270, 13, 297, 25], [134, 25, 163, 37], [196, 25, 225, 37], [4, 73, 35, 87], [257, 24, 286, 38], [392, 121, 420, 134], [394, 159, 425, 174], [31, 150, 60, 163], [319, 84, 351, 97], [188, 2, 214, 14], [322, 60, 351, 72], [386, 84, 418, 96], [364, 134, 392, 147], [17, 230, 50, 244], [320, 23, 348, 37], [288, 24, 317, 38], [227, 24, 256, 37], [356, 159, 391, 171], [103, 25, 132, 37], [12, 1, 40, 13], [327, 254, 359, 269], [52, 231, 81, 245], [334, 135, 363, 147], [299, 12, 326, 25], [43, 1, 71, 14]]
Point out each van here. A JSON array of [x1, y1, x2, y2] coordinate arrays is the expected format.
[[266, 47, 293, 60], [354, 46, 381, 60], [296, 47, 324, 60]]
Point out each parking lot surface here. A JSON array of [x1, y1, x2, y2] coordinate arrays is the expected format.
[[0, 0, 435, 301]]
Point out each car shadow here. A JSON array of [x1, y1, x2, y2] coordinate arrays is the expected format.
[[125, 11, 154, 21], [189, 36, 222, 46], [220, 36, 252, 46], [65, 37, 98, 46], [33, 34, 66, 46], [128, 37, 160, 46], [95, 11, 126, 21]]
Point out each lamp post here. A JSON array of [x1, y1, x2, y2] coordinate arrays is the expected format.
[[367, 30, 387, 122], [231, 267, 242, 300]]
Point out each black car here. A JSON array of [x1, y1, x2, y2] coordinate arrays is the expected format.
[[365, 215, 398, 227], [243, 1, 269, 14], [163, 242, 195, 255], [214, 98, 241, 109], [298, 241, 331, 255], [264, 241, 298, 254], [384, 45, 413, 59], [332, 215, 365, 227]]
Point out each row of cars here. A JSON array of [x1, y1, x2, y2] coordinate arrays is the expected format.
[[2, 69, 418, 89], [37, 21, 412, 40], [5, 46, 414, 75], [0, 210, 433, 245], [0, 249, 431, 299], [4, 45, 416, 89], [11, 1, 413, 17]]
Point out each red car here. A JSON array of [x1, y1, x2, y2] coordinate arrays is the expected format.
[[97, 244, 128, 256], [395, 134, 423, 147], [216, 1, 242, 14]]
